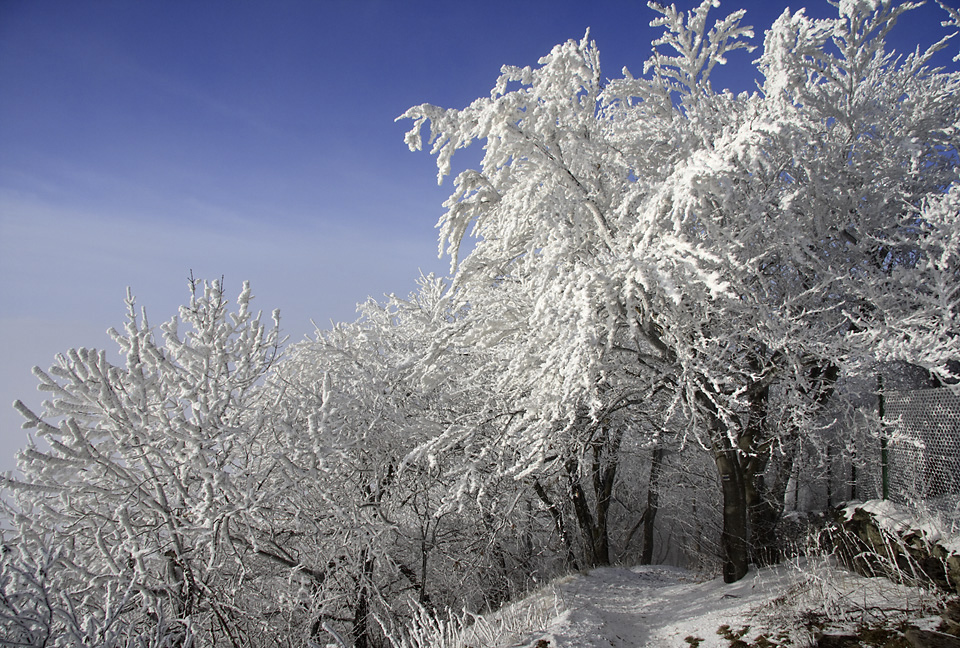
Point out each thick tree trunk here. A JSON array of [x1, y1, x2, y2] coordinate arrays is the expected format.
[[749, 476, 778, 567], [715, 446, 749, 583], [699, 387, 751, 583], [641, 445, 664, 566], [751, 360, 838, 566], [741, 374, 778, 567], [746, 359, 838, 567]]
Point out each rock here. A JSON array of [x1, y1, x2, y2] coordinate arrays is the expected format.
[[904, 627, 960, 648], [830, 504, 960, 595], [942, 600, 960, 623], [947, 555, 960, 596], [941, 600, 960, 637]]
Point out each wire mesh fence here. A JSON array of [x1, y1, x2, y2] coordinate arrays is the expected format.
[[883, 386, 960, 521]]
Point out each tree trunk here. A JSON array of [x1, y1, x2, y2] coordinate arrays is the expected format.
[[715, 446, 749, 583], [740, 375, 779, 568], [591, 427, 621, 567], [749, 476, 778, 567], [699, 387, 750, 583], [740, 356, 777, 567], [563, 422, 623, 569], [533, 479, 579, 570], [352, 552, 375, 648], [745, 359, 838, 567], [566, 457, 608, 567], [750, 438, 799, 566], [641, 445, 664, 565]]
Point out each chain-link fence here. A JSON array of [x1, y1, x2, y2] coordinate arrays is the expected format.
[[883, 386, 960, 520]]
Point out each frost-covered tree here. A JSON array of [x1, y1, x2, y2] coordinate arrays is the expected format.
[[2, 279, 284, 644], [401, 0, 960, 581], [269, 275, 555, 644], [1, 274, 567, 646], [267, 279, 453, 647], [0, 541, 186, 647]]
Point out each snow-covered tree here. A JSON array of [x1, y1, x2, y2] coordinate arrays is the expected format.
[[400, 0, 960, 581], [1, 274, 568, 646], [266, 279, 452, 647], [0, 540, 187, 647], [2, 278, 284, 644], [269, 275, 555, 644]]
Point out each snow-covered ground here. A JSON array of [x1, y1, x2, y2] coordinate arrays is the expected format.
[[410, 559, 947, 648], [380, 502, 958, 648], [536, 562, 942, 647]]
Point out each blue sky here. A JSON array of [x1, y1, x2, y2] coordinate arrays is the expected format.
[[1, 0, 956, 472]]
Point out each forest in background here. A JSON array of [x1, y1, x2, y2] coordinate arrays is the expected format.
[[3, 1, 960, 646]]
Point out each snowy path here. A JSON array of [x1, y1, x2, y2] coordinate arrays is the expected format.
[[530, 561, 940, 648], [538, 565, 807, 648]]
